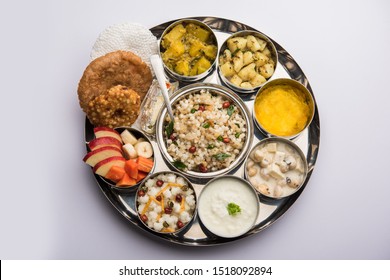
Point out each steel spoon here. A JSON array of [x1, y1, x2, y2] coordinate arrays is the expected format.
[[150, 54, 175, 122]]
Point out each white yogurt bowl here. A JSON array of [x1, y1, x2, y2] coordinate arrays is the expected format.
[[197, 175, 260, 238]]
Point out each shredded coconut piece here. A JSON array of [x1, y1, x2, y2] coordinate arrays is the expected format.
[[91, 22, 158, 70]]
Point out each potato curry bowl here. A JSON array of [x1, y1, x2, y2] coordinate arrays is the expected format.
[[217, 30, 278, 94], [159, 19, 218, 83], [155, 83, 254, 180]]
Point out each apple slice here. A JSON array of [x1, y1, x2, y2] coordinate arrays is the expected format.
[[83, 146, 123, 167], [88, 137, 122, 151], [94, 127, 122, 143], [93, 156, 126, 177]]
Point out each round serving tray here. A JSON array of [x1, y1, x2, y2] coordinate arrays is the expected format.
[[84, 16, 320, 246]]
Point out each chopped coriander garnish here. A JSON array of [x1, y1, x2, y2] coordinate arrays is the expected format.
[[227, 105, 235, 118], [235, 123, 240, 128], [165, 121, 174, 139], [212, 153, 231, 161], [217, 135, 223, 142], [235, 132, 241, 138], [202, 122, 211, 128], [190, 108, 197, 114], [227, 202, 241, 216], [207, 144, 215, 149], [172, 160, 187, 170]]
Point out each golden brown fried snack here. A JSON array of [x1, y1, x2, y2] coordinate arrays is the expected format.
[[87, 85, 141, 128], [78, 50, 152, 113]]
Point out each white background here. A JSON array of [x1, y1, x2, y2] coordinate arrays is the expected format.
[[0, 0, 389, 259]]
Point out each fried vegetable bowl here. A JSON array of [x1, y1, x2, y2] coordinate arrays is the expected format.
[[218, 30, 278, 94], [159, 19, 218, 83]]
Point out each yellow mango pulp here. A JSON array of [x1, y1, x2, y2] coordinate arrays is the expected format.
[[254, 84, 312, 136]]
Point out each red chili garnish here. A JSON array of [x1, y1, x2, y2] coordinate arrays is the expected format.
[[189, 146, 196, 153], [223, 137, 230, 143], [156, 195, 162, 201], [164, 207, 173, 214], [175, 194, 182, 203], [169, 134, 176, 141], [177, 221, 184, 229], [198, 105, 205, 111]]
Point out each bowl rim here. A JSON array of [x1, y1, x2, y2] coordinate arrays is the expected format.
[[197, 175, 260, 238], [135, 170, 198, 235], [217, 30, 279, 93], [244, 137, 309, 199], [159, 18, 219, 82], [253, 77, 316, 139], [155, 82, 254, 180]]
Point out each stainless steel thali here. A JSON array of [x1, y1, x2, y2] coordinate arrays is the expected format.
[[84, 16, 320, 246]]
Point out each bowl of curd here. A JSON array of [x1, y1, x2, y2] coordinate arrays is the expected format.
[[253, 78, 315, 139], [197, 176, 259, 238]]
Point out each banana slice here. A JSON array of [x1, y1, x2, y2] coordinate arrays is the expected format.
[[134, 142, 153, 158], [120, 129, 138, 145], [122, 143, 138, 159]]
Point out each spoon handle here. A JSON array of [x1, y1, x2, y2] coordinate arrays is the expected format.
[[150, 55, 175, 122]]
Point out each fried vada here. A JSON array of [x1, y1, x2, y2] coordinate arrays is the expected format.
[[87, 85, 141, 128]]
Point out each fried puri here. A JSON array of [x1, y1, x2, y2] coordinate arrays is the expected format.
[[77, 50, 152, 126]]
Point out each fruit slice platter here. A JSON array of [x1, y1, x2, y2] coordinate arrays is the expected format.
[[82, 17, 320, 245]]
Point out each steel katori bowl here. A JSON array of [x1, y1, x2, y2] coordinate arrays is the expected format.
[[100, 127, 156, 192], [244, 137, 308, 199], [135, 171, 197, 235], [197, 175, 260, 238], [159, 19, 218, 84], [253, 78, 315, 139], [155, 83, 254, 181], [217, 30, 278, 95]]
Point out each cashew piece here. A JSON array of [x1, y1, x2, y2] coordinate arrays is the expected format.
[[255, 183, 271, 195], [260, 158, 270, 168], [259, 168, 270, 181], [248, 167, 257, 177], [286, 177, 301, 188], [279, 161, 289, 173], [284, 155, 297, 170]]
